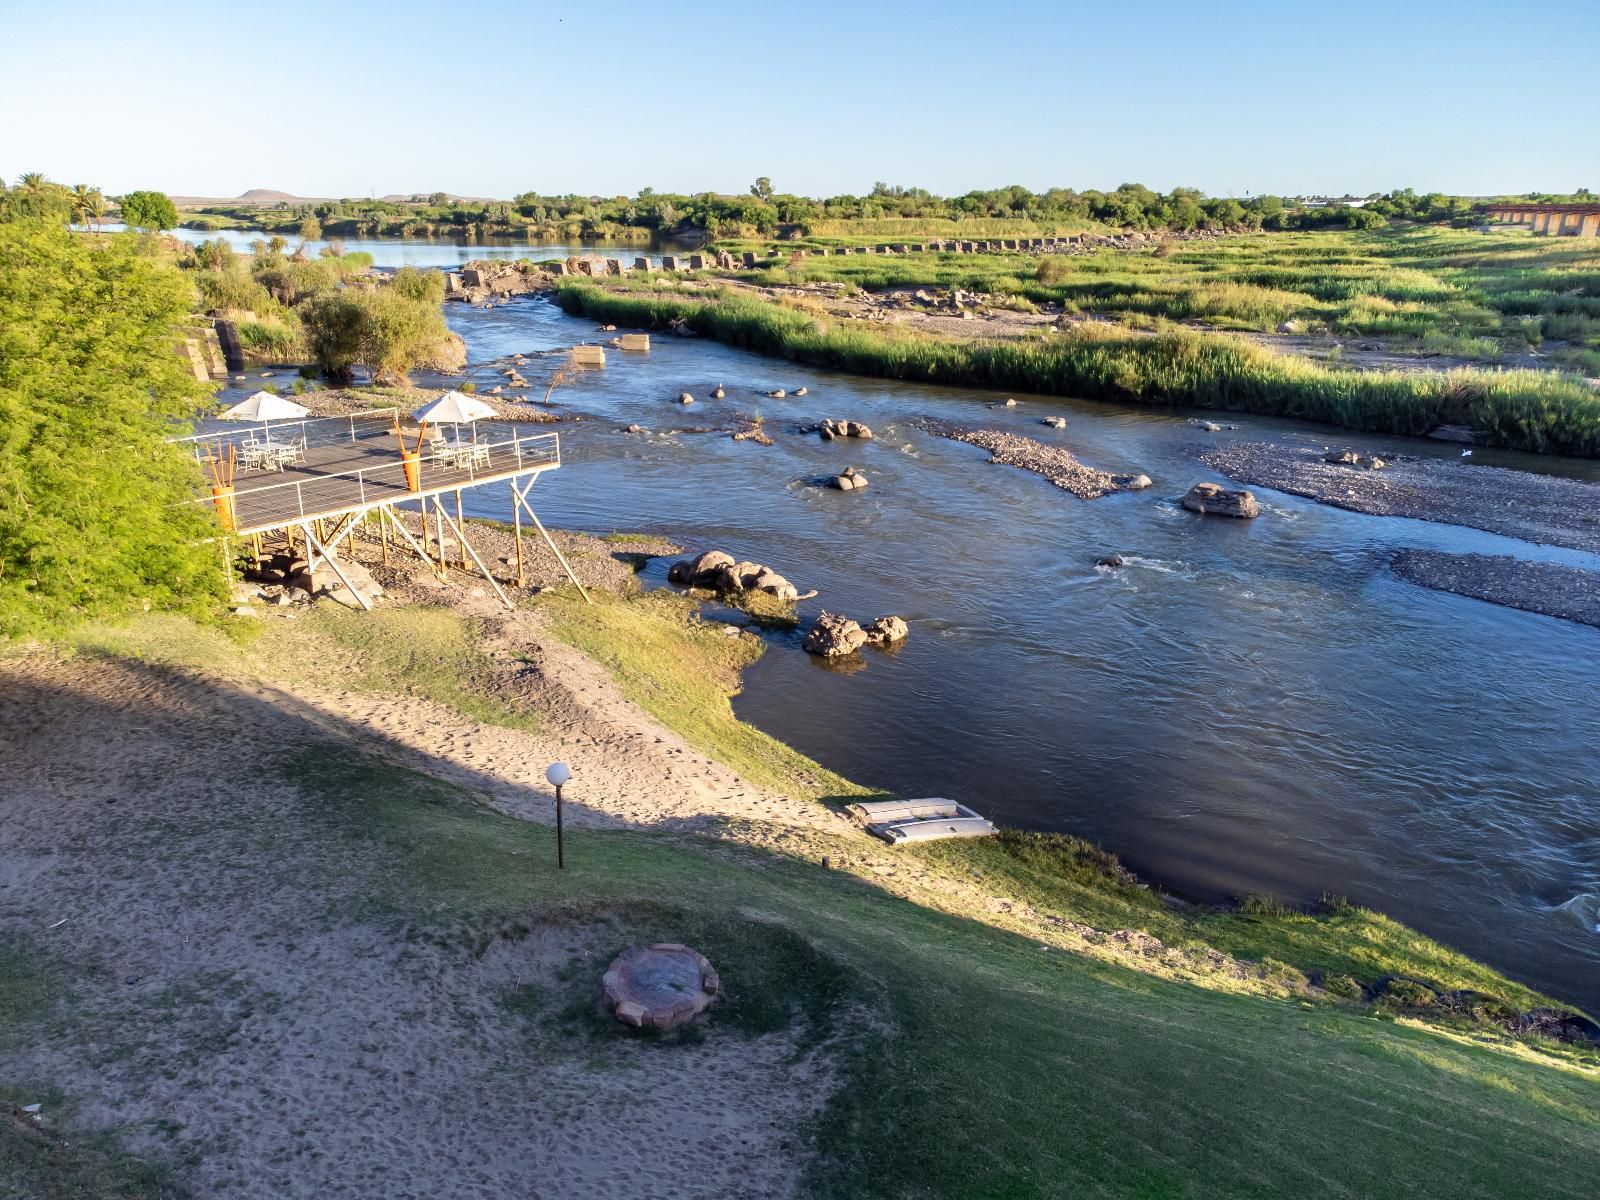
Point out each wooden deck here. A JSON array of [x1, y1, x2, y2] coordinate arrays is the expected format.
[[215, 430, 561, 535]]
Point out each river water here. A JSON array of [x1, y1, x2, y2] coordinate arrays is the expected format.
[[109, 224, 670, 269], [221, 287, 1600, 1009]]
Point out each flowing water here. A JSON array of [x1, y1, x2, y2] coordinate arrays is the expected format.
[[225, 291, 1600, 1007]]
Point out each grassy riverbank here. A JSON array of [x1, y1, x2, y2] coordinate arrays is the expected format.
[[731, 227, 1600, 370], [5, 594, 1599, 1197], [556, 279, 1600, 456]]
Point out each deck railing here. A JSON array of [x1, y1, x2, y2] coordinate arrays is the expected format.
[[173, 408, 403, 459], [198, 427, 561, 533]]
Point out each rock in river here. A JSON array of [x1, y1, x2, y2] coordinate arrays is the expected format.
[[1182, 482, 1260, 519], [804, 611, 869, 657], [863, 615, 909, 646], [830, 466, 870, 491], [668, 549, 799, 601]]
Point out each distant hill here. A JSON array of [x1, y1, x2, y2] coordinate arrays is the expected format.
[[236, 188, 301, 203]]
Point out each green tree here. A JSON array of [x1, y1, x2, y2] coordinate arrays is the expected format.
[[119, 190, 178, 232], [4, 173, 69, 223], [299, 280, 450, 385], [67, 184, 104, 229], [0, 217, 225, 636], [298, 214, 322, 241], [751, 176, 773, 201]]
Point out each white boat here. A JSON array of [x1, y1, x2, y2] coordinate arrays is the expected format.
[[849, 798, 996, 844]]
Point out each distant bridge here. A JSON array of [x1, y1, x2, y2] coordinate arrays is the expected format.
[[1482, 202, 1600, 236]]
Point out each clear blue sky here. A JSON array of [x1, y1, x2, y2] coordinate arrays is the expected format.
[[4, 0, 1595, 200]]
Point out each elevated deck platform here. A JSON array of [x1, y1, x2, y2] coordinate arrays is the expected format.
[[176, 410, 581, 611]]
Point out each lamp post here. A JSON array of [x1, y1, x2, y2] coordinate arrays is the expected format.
[[546, 761, 571, 869]]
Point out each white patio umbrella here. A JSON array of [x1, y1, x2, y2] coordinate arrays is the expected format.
[[219, 390, 310, 423], [412, 390, 497, 443]]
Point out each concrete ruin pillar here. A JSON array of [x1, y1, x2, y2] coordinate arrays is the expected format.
[[743, 251, 758, 266], [605, 258, 623, 276], [634, 257, 652, 272], [661, 255, 679, 270], [1579, 213, 1600, 238]]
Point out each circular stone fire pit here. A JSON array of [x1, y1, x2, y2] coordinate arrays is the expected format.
[[602, 943, 720, 1029]]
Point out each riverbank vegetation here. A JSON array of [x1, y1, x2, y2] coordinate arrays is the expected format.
[[556, 275, 1600, 456], [0, 207, 225, 639], [181, 238, 454, 383]]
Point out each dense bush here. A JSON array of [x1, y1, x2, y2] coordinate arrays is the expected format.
[[0, 219, 225, 636]]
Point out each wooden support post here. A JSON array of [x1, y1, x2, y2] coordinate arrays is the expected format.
[[435, 505, 515, 611], [455, 489, 467, 569], [381, 505, 440, 577], [380, 508, 391, 567], [301, 521, 373, 612], [433, 496, 448, 580], [512, 474, 591, 604], [511, 480, 525, 588]]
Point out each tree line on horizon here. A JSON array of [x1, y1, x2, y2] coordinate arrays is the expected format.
[[193, 182, 1597, 242]]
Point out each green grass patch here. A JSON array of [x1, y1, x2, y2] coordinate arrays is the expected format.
[[535, 589, 863, 800], [299, 605, 539, 732]]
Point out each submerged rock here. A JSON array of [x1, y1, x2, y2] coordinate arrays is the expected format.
[[1182, 482, 1260, 519], [830, 466, 870, 491], [1097, 554, 1125, 568], [1041, 416, 1068, 429]]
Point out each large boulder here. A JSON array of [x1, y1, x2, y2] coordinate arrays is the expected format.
[[714, 560, 765, 592], [751, 569, 799, 602], [668, 550, 798, 601], [804, 612, 868, 658], [830, 466, 869, 491], [667, 550, 735, 586], [1182, 482, 1260, 519], [862, 615, 909, 647]]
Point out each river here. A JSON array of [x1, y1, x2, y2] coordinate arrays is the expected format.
[[221, 288, 1600, 1009], [102, 223, 672, 269]]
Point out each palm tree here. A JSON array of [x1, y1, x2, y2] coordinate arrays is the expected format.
[[68, 184, 102, 229], [17, 171, 49, 198], [85, 188, 105, 231]]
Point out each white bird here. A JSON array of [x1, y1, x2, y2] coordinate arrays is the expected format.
[[1461, 449, 1473, 457]]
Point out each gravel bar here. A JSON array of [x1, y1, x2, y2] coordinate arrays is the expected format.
[[1203, 442, 1600, 554], [1392, 550, 1600, 629], [919, 419, 1141, 500]]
